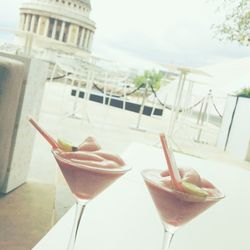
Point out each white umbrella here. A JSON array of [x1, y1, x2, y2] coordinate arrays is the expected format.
[[159, 64, 210, 138], [191, 57, 250, 96]]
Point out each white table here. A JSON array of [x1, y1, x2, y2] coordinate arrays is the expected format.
[[33, 143, 250, 250]]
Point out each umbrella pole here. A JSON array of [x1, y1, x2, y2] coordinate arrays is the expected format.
[[168, 72, 186, 137], [168, 73, 183, 136], [135, 86, 148, 130]]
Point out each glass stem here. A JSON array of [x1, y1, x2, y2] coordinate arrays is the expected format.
[[67, 200, 87, 250], [161, 224, 176, 250]]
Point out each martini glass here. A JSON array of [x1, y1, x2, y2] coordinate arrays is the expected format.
[[142, 133, 224, 250], [29, 118, 131, 250], [53, 149, 130, 250], [142, 169, 224, 250]]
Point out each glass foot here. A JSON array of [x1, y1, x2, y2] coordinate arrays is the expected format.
[[67, 199, 88, 250]]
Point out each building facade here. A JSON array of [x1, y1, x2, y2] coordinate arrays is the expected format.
[[19, 0, 96, 56]]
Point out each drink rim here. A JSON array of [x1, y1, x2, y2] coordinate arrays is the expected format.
[[141, 169, 225, 202], [52, 149, 131, 174]]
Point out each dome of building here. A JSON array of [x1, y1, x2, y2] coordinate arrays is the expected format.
[[18, 0, 96, 56]]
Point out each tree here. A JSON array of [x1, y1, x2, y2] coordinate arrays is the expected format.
[[213, 0, 250, 46], [237, 87, 250, 97], [134, 70, 163, 91]]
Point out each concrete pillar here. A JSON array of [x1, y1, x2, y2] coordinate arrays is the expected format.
[[24, 14, 31, 31], [0, 54, 49, 194], [52, 19, 58, 39], [59, 21, 65, 41], [0, 56, 25, 193]]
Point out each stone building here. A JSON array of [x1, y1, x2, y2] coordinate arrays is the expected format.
[[18, 0, 96, 58]]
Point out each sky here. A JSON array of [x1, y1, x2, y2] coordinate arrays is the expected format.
[[0, 0, 249, 69]]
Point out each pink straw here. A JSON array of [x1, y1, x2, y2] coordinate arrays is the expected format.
[[29, 117, 58, 149], [159, 133, 183, 191]]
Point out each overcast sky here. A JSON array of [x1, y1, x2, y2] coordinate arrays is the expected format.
[[0, 0, 249, 69]]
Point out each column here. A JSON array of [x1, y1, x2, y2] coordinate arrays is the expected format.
[[59, 21, 65, 41], [44, 18, 50, 37], [27, 14, 32, 31], [79, 28, 85, 47], [52, 19, 58, 39], [36, 16, 41, 34], [74, 26, 79, 45], [86, 31, 91, 50], [24, 14, 31, 31], [83, 29, 90, 49], [30, 15, 36, 33], [67, 24, 78, 44], [67, 24, 72, 43], [87, 31, 94, 51], [83, 29, 88, 48], [37, 16, 48, 36], [32, 15, 38, 33], [19, 14, 25, 30]]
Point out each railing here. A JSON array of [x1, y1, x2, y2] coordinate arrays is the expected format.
[[0, 27, 226, 148]]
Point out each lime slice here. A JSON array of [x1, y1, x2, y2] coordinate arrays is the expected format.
[[57, 139, 74, 152], [182, 181, 209, 197]]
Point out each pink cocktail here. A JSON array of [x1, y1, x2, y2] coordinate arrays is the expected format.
[[142, 168, 223, 227], [29, 118, 131, 250], [53, 148, 130, 202], [142, 134, 224, 250]]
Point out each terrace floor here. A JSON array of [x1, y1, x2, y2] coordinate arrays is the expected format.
[[1, 81, 249, 250]]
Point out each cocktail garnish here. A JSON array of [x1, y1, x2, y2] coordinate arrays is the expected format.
[[159, 133, 183, 191], [57, 139, 78, 152], [29, 117, 58, 149], [182, 181, 209, 197], [78, 137, 101, 151]]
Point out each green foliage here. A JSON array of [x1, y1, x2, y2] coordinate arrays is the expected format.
[[134, 70, 164, 90], [236, 87, 250, 98], [213, 0, 250, 46]]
